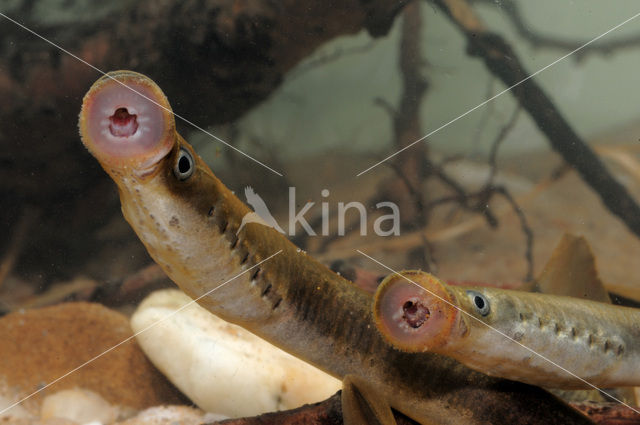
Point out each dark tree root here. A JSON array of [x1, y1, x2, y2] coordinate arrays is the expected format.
[[430, 0, 640, 243]]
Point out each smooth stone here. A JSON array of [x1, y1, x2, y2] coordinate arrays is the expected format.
[[131, 289, 341, 418], [40, 388, 126, 424], [117, 406, 207, 425]]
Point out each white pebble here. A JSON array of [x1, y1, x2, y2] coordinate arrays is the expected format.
[[131, 290, 341, 418], [40, 388, 120, 424]]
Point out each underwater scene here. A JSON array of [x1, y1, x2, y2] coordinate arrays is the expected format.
[[2, 0, 640, 424]]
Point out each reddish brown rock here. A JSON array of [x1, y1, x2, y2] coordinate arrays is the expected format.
[[0, 302, 185, 413]]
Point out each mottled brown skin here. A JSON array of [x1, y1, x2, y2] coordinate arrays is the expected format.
[[80, 71, 594, 425]]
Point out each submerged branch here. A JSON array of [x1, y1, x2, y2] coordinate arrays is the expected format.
[[208, 390, 638, 425], [472, 0, 640, 59], [431, 0, 640, 242]]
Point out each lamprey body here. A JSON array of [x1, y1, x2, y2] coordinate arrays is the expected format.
[[374, 271, 640, 389], [79, 71, 593, 425]]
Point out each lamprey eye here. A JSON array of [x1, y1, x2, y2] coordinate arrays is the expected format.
[[174, 148, 194, 180], [468, 291, 490, 316]]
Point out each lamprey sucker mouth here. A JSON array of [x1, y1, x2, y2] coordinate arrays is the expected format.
[[374, 271, 463, 352], [79, 70, 174, 171]]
